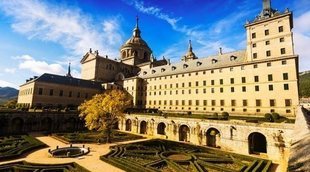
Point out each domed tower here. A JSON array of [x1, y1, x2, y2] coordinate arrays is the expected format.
[[120, 16, 152, 66], [181, 40, 198, 62]]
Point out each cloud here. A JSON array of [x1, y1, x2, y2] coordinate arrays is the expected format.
[[0, 0, 123, 58], [4, 68, 16, 74], [294, 11, 310, 72], [0, 80, 18, 89]]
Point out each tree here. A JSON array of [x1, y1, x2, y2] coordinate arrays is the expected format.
[[4, 98, 17, 109], [78, 89, 132, 143]]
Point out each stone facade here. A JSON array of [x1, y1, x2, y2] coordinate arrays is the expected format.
[[120, 113, 294, 172]]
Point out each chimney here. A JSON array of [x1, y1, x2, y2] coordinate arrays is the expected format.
[[219, 47, 223, 55]]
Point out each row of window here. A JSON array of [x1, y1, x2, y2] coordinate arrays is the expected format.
[[146, 83, 290, 96], [144, 60, 288, 82], [19, 88, 33, 96], [251, 26, 284, 39], [38, 88, 91, 99], [253, 48, 286, 59], [145, 99, 292, 107], [252, 37, 285, 48]]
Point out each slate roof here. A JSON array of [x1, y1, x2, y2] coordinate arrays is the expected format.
[[139, 50, 247, 78], [22, 73, 103, 89]]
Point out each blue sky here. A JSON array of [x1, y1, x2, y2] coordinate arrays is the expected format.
[[0, 0, 309, 89]]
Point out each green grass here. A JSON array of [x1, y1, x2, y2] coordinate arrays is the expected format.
[[52, 130, 144, 144], [101, 139, 272, 172]]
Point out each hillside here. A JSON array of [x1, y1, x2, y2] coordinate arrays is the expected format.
[[0, 87, 18, 104], [299, 72, 310, 98]]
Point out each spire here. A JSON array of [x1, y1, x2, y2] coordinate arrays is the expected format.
[[66, 62, 72, 77], [188, 40, 193, 52], [258, 0, 276, 19], [133, 15, 141, 37], [263, 0, 271, 11]]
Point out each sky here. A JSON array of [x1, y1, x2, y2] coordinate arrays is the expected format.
[[0, 0, 309, 89]]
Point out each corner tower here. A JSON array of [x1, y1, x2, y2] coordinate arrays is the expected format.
[[245, 0, 294, 61], [120, 16, 152, 66]]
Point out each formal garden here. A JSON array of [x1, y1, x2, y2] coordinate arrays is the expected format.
[[0, 135, 46, 161], [101, 139, 272, 172], [0, 161, 89, 172], [52, 130, 144, 144]]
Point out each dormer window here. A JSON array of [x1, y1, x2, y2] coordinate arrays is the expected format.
[[143, 71, 147, 75], [152, 70, 156, 74], [183, 64, 188, 69], [172, 66, 176, 70], [161, 68, 165, 72], [212, 59, 218, 64], [230, 55, 237, 61], [197, 61, 202, 66]]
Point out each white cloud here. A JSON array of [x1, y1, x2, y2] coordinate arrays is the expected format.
[[4, 68, 16, 74], [0, 80, 18, 89], [294, 11, 310, 72], [0, 0, 123, 58]]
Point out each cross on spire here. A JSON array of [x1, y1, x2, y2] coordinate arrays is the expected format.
[[136, 15, 139, 28], [66, 62, 72, 77]]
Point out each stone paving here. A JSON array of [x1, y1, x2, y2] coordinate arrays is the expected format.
[[0, 135, 149, 172]]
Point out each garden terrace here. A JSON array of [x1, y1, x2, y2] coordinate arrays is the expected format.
[[101, 139, 272, 172], [0, 135, 46, 160], [52, 130, 144, 144], [0, 161, 90, 172]]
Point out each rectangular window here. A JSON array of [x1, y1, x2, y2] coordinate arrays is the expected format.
[[211, 100, 216, 106], [282, 60, 287, 65], [59, 90, 63, 96], [252, 33, 256, 39], [188, 82, 191, 87], [231, 100, 236, 106], [176, 100, 179, 106], [280, 37, 285, 42], [254, 76, 259, 82], [269, 84, 274, 91], [241, 66, 245, 70], [188, 100, 192, 106], [253, 64, 258, 68], [211, 80, 214, 85], [230, 67, 234, 71], [203, 100, 207, 106], [265, 40, 270, 45], [253, 53, 257, 59], [265, 29, 269, 36], [182, 83, 185, 88], [281, 48, 286, 54], [243, 100, 247, 106], [220, 79, 223, 85], [211, 88, 214, 93], [283, 73, 288, 80], [164, 100, 167, 105], [252, 43, 256, 48], [270, 99, 276, 107], [267, 62, 271, 67], [285, 99, 291, 107], [279, 26, 283, 32], [196, 89, 199, 94], [242, 77, 246, 83], [182, 100, 185, 106], [196, 81, 199, 86], [203, 88, 206, 93], [284, 84, 289, 90], [211, 70, 214, 74], [220, 88, 223, 93], [268, 74, 273, 81], [220, 100, 225, 106], [196, 100, 199, 106], [38, 88, 43, 95], [242, 86, 246, 92], [49, 89, 53, 96], [203, 80, 206, 86], [266, 50, 271, 57], [230, 78, 234, 84], [170, 100, 173, 105], [231, 87, 235, 92], [256, 99, 261, 107], [255, 85, 259, 91]]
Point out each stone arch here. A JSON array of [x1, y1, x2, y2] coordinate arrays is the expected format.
[[248, 132, 267, 154], [206, 128, 221, 148], [41, 117, 53, 132], [140, 120, 147, 134], [11, 117, 24, 134], [179, 124, 190, 142], [157, 122, 166, 135], [115, 72, 125, 81], [125, 119, 132, 131]]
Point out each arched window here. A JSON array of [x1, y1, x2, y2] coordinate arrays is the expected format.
[[248, 132, 267, 154]]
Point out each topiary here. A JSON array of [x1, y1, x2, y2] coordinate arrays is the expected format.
[[271, 113, 280, 120], [222, 112, 229, 120], [264, 113, 273, 122]]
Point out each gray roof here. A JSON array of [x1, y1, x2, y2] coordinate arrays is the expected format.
[[139, 50, 247, 78], [22, 73, 103, 90]]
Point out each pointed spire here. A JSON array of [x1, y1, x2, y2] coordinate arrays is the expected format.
[[133, 15, 141, 37], [188, 40, 193, 52], [66, 62, 72, 77]]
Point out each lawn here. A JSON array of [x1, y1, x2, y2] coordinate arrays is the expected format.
[[52, 130, 144, 144], [101, 139, 272, 172], [0, 135, 46, 161]]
